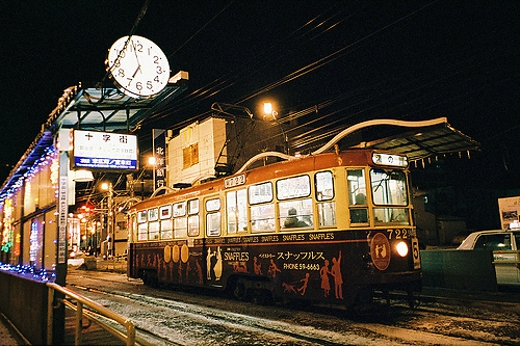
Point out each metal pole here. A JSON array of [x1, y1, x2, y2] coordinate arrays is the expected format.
[[107, 183, 114, 258], [93, 221, 98, 257]]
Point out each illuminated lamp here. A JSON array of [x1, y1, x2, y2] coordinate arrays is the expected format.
[[395, 241, 409, 257], [73, 169, 94, 182]]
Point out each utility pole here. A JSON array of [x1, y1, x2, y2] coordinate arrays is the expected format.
[[107, 183, 114, 258], [101, 182, 114, 258]]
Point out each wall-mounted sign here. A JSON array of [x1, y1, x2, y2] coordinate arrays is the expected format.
[[153, 129, 167, 190], [73, 130, 138, 170]]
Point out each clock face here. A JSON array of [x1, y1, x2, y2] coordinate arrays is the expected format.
[[107, 35, 170, 98]]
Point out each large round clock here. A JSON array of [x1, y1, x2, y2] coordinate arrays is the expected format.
[[106, 35, 170, 98]]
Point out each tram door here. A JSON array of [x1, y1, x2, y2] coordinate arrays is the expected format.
[[203, 196, 224, 286]]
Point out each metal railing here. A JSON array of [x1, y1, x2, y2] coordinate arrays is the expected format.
[[47, 282, 137, 346]]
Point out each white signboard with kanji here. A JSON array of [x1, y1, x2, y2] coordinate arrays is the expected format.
[[73, 130, 138, 170]]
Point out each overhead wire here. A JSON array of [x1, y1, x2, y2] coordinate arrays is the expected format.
[[140, 0, 503, 158], [168, 0, 236, 60], [98, 0, 152, 88], [238, 1, 439, 104], [126, 5, 362, 152], [148, 1, 437, 130], [146, 2, 346, 126], [135, 3, 351, 155]]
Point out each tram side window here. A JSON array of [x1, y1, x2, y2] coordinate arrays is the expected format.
[[148, 209, 160, 239], [206, 198, 221, 237], [316, 171, 334, 200], [137, 211, 147, 241], [251, 204, 275, 232], [316, 171, 336, 227], [138, 222, 148, 241], [187, 198, 200, 237], [280, 199, 313, 229], [249, 182, 275, 233], [173, 201, 188, 238], [161, 219, 173, 239], [277, 175, 313, 229], [227, 189, 248, 233], [149, 221, 160, 240], [160, 205, 173, 239], [347, 169, 368, 224], [174, 217, 187, 238]]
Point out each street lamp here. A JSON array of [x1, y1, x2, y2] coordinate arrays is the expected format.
[[263, 102, 288, 154]]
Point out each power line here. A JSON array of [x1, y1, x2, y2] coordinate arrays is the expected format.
[[98, 0, 152, 88]]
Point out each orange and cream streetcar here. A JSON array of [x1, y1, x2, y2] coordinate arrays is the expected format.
[[127, 147, 421, 309]]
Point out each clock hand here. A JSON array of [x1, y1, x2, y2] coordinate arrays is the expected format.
[[131, 40, 142, 72], [132, 65, 142, 78], [126, 65, 142, 88], [126, 40, 143, 87]]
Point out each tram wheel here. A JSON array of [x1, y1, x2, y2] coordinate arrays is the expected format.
[[143, 271, 159, 288], [233, 280, 248, 301], [407, 290, 420, 309], [348, 289, 374, 316], [253, 289, 273, 306]]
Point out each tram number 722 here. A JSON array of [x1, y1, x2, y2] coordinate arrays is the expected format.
[[388, 229, 412, 239]]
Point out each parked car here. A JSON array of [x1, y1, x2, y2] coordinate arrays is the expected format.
[[457, 229, 520, 285]]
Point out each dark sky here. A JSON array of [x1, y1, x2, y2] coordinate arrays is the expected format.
[[0, 1, 519, 189]]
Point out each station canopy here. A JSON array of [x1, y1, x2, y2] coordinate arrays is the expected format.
[[46, 70, 189, 133], [354, 119, 481, 163], [325, 117, 481, 164], [0, 71, 188, 199]]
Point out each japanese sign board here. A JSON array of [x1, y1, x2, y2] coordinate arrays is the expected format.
[[153, 129, 166, 190], [73, 130, 138, 170]]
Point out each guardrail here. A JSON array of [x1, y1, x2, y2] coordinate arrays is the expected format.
[[47, 282, 137, 346]]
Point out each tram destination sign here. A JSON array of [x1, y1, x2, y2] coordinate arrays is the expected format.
[[224, 174, 246, 188], [73, 130, 138, 170], [372, 152, 408, 168]]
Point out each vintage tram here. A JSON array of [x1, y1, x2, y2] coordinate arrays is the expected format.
[[127, 148, 422, 309]]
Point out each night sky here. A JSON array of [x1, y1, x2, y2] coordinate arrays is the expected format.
[[0, 1, 519, 194]]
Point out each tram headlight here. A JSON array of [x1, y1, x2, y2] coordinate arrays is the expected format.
[[395, 241, 409, 257]]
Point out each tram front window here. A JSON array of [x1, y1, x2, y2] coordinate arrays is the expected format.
[[370, 169, 410, 225], [370, 169, 407, 205]]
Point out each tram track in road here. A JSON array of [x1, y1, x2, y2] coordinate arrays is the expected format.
[[67, 275, 520, 345], [419, 288, 520, 315], [69, 284, 354, 345]]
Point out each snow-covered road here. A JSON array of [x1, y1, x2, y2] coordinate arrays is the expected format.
[[66, 269, 520, 345]]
